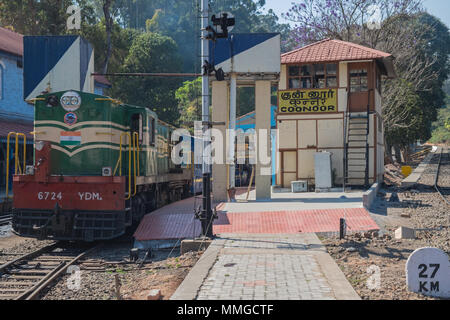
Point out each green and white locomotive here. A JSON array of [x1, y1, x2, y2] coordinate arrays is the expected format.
[[11, 90, 192, 241]]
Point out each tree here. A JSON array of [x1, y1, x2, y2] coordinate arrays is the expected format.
[[429, 103, 450, 145], [283, 0, 422, 48], [111, 32, 183, 124], [283, 1, 450, 160], [81, 21, 140, 75], [381, 12, 450, 157], [175, 77, 202, 131], [113, 0, 290, 71], [101, 0, 114, 73], [0, 0, 94, 35]]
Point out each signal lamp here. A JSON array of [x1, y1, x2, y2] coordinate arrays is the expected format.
[[215, 68, 225, 81]]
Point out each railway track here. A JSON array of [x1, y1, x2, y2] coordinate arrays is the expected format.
[[0, 242, 99, 300], [0, 214, 12, 226], [434, 147, 450, 205]]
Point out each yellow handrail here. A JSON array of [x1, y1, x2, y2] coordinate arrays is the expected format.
[[132, 132, 140, 197], [94, 98, 123, 105], [113, 132, 132, 200], [16, 133, 26, 174], [5, 132, 27, 198]]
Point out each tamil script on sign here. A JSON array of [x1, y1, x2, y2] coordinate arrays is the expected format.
[[278, 89, 337, 114]]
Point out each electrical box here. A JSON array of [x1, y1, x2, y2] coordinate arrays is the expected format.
[[291, 180, 308, 193], [314, 152, 332, 190]]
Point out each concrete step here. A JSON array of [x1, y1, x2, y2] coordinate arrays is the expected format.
[[348, 129, 368, 135], [348, 136, 367, 142], [346, 171, 366, 178], [349, 113, 368, 119], [348, 159, 366, 166], [344, 178, 366, 185], [347, 149, 366, 154], [348, 141, 367, 147], [348, 124, 368, 130]]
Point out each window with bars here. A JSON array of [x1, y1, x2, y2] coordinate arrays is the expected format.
[[349, 68, 368, 92], [288, 63, 338, 89]]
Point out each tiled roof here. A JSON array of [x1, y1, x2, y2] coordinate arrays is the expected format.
[[0, 27, 23, 57], [0, 119, 34, 139], [281, 38, 391, 64], [94, 74, 112, 87]]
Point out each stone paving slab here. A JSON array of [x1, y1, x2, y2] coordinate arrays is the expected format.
[[171, 233, 360, 300]]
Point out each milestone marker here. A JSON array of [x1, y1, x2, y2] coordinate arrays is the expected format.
[[406, 247, 450, 298]]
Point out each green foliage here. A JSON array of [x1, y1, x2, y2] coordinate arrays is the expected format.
[[0, 0, 290, 126], [429, 102, 450, 144], [81, 21, 140, 74], [384, 80, 425, 146], [113, 0, 290, 71], [383, 13, 450, 147], [175, 77, 202, 130], [111, 32, 183, 124], [146, 9, 162, 33], [0, 0, 95, 35]]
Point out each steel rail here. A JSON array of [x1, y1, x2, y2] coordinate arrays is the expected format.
[[0, 242, 58, 273], [0, 243, 100, 300], [0, 215, 12, 225], [22, 245, 100, 300], [434, 147, 450, 206]]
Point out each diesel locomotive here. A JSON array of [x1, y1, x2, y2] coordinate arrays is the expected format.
[[8, 90, 194, 241]]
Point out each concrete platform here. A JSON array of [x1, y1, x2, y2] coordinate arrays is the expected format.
[[171, 233, 360, 300], [401, 148, 438, 188], [226, 188, 364, 212], [134, 189, 378, 242]]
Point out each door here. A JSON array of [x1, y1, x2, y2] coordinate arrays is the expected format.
[[282, 151, 297, 188], [348, 62, 371, 112]]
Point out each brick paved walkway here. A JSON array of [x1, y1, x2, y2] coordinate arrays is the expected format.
[[172, 233, 360, 300], [134, 196, 378, 240]]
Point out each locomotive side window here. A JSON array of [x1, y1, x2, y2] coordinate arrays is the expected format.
[[131, 113, 143, 145], [149, 116, 156, 146]]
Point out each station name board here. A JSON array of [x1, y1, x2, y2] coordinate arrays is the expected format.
[[278, 89, 337, 114]]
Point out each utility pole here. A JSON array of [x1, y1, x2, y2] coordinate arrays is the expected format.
[[200, 0, 213, 238], [197, 3, 235, 238]]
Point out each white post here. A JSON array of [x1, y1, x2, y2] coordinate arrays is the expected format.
[[229, 73, 237, 188]]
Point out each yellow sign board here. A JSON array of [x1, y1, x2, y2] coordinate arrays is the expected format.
[[278, 89, 337, 114]]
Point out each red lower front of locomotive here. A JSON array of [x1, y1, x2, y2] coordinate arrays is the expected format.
[[12, 175, 127, 241]]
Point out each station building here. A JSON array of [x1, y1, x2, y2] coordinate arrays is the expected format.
[[276, 39, 395, 188], [0, 27, 34, 196]]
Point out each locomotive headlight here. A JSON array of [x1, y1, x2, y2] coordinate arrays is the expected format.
[[70, 96, 79, 105], [60, 91, 81, 111], [61, 96, 71, 105]]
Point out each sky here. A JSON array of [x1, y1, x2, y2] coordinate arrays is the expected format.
[[262, 0, 450, 27]]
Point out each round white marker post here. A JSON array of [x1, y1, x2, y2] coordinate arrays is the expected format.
[[406, 247, 450, 298]]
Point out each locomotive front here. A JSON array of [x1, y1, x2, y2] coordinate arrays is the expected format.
[[11, 91, 128, 241]]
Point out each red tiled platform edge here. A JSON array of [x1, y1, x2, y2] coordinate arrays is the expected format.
[[213, 208, 378, 234], [134, 199, 378, 241]]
